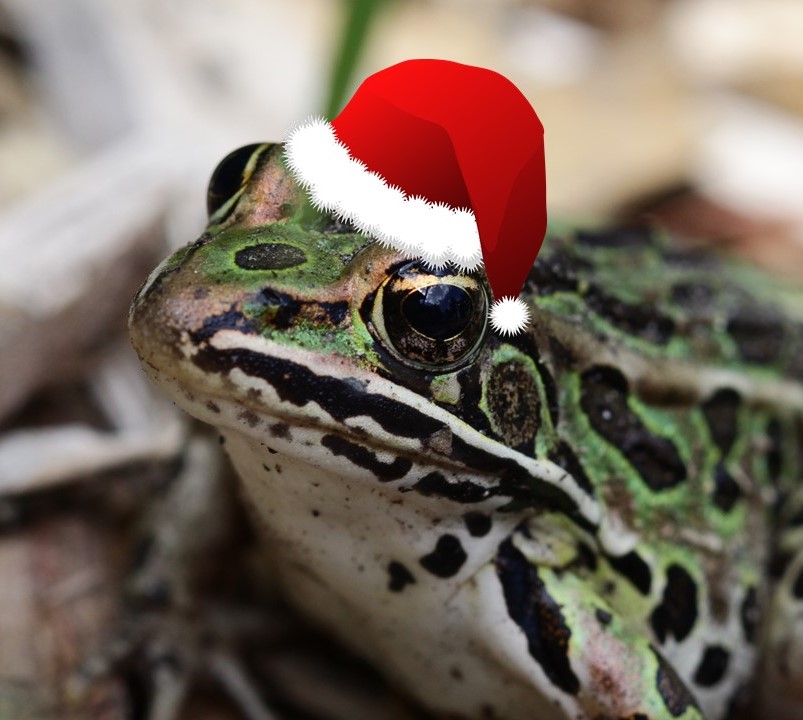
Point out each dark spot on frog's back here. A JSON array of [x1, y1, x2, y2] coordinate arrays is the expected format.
[[485, 360, 539, 451], [701, 388, 741, 456], [505, 332, 560, 429], [234, 243, 307, 270], [580, 366, 686, 491], [712, 464, 741, 512], [584, 285, 675, 345], [726, 308, 786, 364]]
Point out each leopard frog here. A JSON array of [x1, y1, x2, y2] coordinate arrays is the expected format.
[[129, 143, 803, 719]]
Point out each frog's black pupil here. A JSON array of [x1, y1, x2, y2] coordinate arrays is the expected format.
[[207, 143, 262, 217], [402, 284, 473, 340]]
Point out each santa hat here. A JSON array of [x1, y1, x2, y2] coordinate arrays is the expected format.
[[284, 59, 546, 336]]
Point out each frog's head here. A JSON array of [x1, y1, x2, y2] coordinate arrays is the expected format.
[[130, 143, 595, 526]]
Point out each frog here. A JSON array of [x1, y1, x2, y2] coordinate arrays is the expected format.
[[128, 142, 803, 720]]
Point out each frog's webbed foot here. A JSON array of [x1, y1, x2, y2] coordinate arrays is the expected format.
[[71, 433, 279, 720]]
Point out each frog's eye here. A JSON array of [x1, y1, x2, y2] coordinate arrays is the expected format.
[[206, 143, 265, 219], [372, 261, 488, 371]]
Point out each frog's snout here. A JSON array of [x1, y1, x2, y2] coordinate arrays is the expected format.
[[128, 252, 248, 372]]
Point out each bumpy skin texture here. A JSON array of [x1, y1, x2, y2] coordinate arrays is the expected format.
[[130, 144, 803, 720]]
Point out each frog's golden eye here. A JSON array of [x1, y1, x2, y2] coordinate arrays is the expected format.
[[372, 261, 488, 371], [206, 143, 264, 218]]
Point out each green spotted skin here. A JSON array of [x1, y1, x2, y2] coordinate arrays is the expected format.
[[129, 144, 803, 719]]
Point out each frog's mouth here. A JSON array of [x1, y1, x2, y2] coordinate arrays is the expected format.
[[130, 308, 601, 527]]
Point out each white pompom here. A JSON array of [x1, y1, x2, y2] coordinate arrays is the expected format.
[[489, 296, 530, 336]]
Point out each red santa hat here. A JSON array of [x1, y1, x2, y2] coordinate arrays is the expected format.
[[284, 59, 546, 336]]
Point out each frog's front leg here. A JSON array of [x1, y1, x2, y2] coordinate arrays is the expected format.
[[470, 527, 706, 720], [76, 433, 276, 720]]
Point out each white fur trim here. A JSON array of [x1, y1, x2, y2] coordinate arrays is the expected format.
[[284, 117, 483, 272], [489, 296, 530, 336]]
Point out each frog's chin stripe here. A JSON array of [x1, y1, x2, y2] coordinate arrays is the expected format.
[[192, 328, 603, 527], [283, 117, 483, 273]]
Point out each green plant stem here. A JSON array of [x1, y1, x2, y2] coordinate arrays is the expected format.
[[325, 0, 389, 119]]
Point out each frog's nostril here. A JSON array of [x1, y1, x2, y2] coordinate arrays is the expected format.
[[235, 243, 307, 270]]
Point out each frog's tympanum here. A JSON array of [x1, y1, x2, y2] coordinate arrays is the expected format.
[[129, 143, 803, 720]]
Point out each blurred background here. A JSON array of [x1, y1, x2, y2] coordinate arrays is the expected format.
[[4, 0, 803, 243], [0, 0, 802, 718]]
